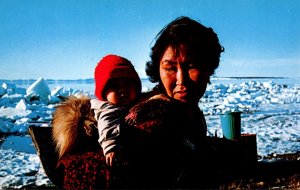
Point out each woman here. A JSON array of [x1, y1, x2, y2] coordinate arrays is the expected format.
[[52, 16, 224, 189], [123, 16, 224, 188], [147, 16, 224, 145]]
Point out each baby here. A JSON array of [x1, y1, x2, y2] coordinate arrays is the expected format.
[[90, 54, 141, 167]]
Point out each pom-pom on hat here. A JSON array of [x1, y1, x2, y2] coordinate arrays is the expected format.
[[94, 54, 142, 100]]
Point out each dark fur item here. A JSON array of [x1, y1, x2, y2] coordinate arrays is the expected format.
[[52, 96, 99, 159]]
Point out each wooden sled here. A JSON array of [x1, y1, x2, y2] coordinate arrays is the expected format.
[[28, 125, 62, 187]]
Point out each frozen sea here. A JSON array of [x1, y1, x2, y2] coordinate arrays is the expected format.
[[0, 77, 299, 188]]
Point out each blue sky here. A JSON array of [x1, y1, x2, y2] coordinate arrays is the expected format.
[[0, 0, 299, 80]]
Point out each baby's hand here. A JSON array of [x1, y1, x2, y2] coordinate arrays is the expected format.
[[105, 151, 128, 168], [105, 152, 116, 167]]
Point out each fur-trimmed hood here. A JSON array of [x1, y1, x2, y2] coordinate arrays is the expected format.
[[52, 96, 99, 159]]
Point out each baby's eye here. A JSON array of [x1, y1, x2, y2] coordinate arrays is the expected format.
[[188, 63, 200, 70]]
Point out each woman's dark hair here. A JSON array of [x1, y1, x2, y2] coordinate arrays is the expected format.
[[146, 16, 224, 83]]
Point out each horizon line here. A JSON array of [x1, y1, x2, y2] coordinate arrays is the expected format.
[[0, 76, 298, 81]]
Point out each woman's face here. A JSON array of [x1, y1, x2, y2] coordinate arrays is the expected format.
[[159, 45, 209, 105]]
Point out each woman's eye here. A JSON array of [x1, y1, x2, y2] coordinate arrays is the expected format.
[[163, 66, 177, 74]]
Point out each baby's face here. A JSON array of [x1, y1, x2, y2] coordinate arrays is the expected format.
[[105, 78, 138, 106]]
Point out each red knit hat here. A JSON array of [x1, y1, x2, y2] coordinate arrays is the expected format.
[[94, 54, 142, 100]]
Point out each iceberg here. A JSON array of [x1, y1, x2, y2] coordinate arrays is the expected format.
[[26, 77, 51, 102]]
